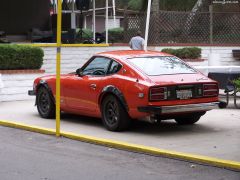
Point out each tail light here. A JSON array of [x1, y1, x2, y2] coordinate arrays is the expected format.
[[203, 84, 218, 97], [149, 87, 167, 101]]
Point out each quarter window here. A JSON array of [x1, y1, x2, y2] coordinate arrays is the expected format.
[[82, 57, 111, 76], [108, 61, 122, 74]]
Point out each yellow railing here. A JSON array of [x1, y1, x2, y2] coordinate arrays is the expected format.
[[52, 1, 109, 136]]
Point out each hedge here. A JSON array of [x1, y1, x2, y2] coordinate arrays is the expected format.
[[233, 78, 240, 90], [76, 28, 93, 39], [0, 44, 44, 70], [161, 47, 201, 59], [108, 27, 124, 43]]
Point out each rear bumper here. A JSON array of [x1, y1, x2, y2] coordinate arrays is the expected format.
[[138, 102, 219, 114]]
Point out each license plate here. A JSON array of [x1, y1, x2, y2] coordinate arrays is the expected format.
[[176, 89, 192, 99]]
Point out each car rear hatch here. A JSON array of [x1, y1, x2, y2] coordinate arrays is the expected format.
[[148, 73, 218, 101]]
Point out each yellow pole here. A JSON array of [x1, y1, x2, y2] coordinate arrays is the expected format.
[[56, 0, 62, 137]]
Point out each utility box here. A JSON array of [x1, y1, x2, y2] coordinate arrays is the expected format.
[[232, 50, 240, 60]]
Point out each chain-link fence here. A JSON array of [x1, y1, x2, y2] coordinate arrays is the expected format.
[[123, 11, 240, 45]]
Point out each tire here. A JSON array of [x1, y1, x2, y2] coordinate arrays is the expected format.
[[174, 114, 202, 125], [36, 86, 55, 119], [101, 95, 131, 131]]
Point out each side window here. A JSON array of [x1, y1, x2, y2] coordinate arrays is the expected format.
[[82, 57, 111, 76], [108, 61, 122, 74]]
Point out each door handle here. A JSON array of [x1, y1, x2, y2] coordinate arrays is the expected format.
[[90, 84, 97, 89]]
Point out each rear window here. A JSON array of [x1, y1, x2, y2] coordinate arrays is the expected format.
[[128, 56, 196, 75]]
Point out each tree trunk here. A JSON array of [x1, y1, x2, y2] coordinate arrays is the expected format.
[[123, 5, 129, 42], [151, 0, 159, 13], [184, 0, 212, 39], [238, 0, 240, 12], [191, 0, 211, 13], [151, 0, 160, 45]]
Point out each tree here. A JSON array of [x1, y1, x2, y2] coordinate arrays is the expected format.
[[127, 0, 199, 12], [183, 0, 212, 40], [128, 0, 145, 10], [191, 0, 211, 13], [152, 0, 160, 13]]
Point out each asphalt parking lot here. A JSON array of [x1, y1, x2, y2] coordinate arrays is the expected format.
[[0, 99, 240, 163], [1, 126, 240, 180]]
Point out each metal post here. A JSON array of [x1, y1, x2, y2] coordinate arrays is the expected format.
[[56, 0, 62, 137], [208, 4, 213, 67], [55, 0, 58, 14], [52, 0, 56, 14], [112, 0, 116, 28], [71, 0, 76, 29], [209, 5, 213, 45], [105, 0, 109, 44], [84, 16, 87, 29], [93, 0, 96, 43], [144, 0, 152, 51]]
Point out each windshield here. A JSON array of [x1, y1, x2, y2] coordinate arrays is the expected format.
[[128, 56, 196, 76]]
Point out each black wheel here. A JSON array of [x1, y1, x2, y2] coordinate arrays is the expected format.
[[101, 95, 131, 131], [36, 86, 55, 119], [175, 114, 202, 125]]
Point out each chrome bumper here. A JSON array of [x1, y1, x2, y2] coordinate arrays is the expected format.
[[138, 102, 219, 114]]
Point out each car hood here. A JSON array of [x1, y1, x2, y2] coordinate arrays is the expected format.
[[148, 73, 215, 86]]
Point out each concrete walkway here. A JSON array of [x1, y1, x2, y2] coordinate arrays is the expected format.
[[0, 100, 240, 162]]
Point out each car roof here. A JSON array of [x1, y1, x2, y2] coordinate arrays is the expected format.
[[96, 50, 173, 61]]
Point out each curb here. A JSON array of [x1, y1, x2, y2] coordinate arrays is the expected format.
[[0, 120, 240, 171], [0, 120, 55, 135], [0, 69, 45, 74]]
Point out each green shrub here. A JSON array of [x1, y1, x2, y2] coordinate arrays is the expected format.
[[161, 47, 201, 59], [233, 78, 240, 90], [0, 44, 44, 70], [76, 28, 93, 39], [108, 27, 124, 43], [160, 48, 176, 56]]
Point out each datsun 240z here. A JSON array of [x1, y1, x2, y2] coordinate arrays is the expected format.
[[29, 50, 219, 131]]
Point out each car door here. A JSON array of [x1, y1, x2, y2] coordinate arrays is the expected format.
[[64, 56, 112, 113]]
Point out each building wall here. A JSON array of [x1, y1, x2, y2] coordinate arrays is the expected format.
[[41, 46, 240, 74], [0, 46, 239, 102], [0, 0, 51, 35], [86, 16, 120, 32]]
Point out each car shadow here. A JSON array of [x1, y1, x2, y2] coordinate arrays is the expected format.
[[130, 120, 216, 136], [59, 113, 216, 136], [61, 113, 103, 128]]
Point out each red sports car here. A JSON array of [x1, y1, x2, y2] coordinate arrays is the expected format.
[[29, 50, 219, 131]]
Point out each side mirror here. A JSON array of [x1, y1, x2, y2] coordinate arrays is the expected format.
[[76, 68, 83, 76]]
